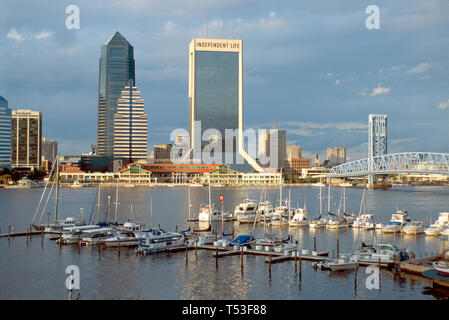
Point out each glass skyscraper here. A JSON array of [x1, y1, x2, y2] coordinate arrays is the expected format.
[[0, 96, 12, 167], [97, 31, 135, 157], [188, 38, 262, 171]]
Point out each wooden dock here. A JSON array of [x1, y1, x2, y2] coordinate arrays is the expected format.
[[400, 255, 449, 288], [0, 230, 61, 238]]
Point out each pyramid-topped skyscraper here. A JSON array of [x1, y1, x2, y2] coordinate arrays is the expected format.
[[97, 31, 135, 158]]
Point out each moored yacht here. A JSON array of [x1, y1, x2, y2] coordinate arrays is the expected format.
[[425, 212, 449, 236], [402, 220, 425, 235], [235, 199, 257, 224], [382, 210, 411, 233]]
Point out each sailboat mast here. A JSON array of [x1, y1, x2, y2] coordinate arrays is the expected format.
[[97, 183, 101, 222], [114, 183, 119, 224], [319, 179, 323, 216], [343, 184, 346, 215], [208, 176, 212, 225], [54, 154, 60, 221], [188, 185, 191, 221], [327, 177, 331, 215]]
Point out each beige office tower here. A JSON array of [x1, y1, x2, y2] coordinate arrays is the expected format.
[[327, 146, 346, 167], [11, 109, 42, 170], [113, 80, 148, 162], [286, 144, 301, 160]]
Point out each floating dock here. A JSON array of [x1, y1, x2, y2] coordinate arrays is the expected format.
[[400, 255, 449, 288]]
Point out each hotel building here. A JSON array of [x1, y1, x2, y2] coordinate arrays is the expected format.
[[11, 109, 42, 170]]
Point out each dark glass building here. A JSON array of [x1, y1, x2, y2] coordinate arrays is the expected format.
[[97, 31, 135, 157]]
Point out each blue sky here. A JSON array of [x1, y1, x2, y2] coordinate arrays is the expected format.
[[1, 0, 448, 161]]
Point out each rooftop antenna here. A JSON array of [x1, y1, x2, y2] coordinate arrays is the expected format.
[[222, 17, 224, 39], [274, 118, 278, 129], [206, 16, 209, 38]]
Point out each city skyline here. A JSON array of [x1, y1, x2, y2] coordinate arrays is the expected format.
[[1, 0, 448, 162]]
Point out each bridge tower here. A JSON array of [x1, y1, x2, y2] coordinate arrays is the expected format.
[[368, 114, 387, 184]]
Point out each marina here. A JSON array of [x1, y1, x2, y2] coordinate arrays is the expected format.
[[1, 185, 449, 300]]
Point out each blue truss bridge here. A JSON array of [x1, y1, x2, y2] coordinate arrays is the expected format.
[[329, 152, 449, 178]]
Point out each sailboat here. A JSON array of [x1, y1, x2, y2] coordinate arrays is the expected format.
[[270, 179, 290, 226], [327, 186, 349, 230], [198, 178, 231, 222], [352, 188, 376, 230], [309, 179, 328, 229], [32, 154, 86, 232]]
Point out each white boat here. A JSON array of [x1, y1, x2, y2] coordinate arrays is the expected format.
[[310, 179, 328, 229], [382, 210, 411, 233], [124, 183, 136, 188], [353, 188, 376, 230], [402, 221, 425, 235], [211, 183, 225, 187], [312, 182, 325, 187], [432, 260, 449, 277], [327, 216, 348, 230], [198, 204, 231, 222], [425, 212, 449, 236], [441, 227, 449, 239], [136, 227, 184, 255], [314, 255, 357, 271], [256, 200, 274, 221], [351, 243, 409, 264], [80, 227, 115, 245], [273, 242, 297, 254], [56, 225, 101, 244], [270, 206, 289, 226], [71, 180, 84, 188], [353, 214, 376, 230], [235, 199, 258, 224], [104, 231, 141, 247], [44, 216, 86, 233], [339, 182, 353, 187], [189, 180, 203, 187], [289, 207, 308, 227]]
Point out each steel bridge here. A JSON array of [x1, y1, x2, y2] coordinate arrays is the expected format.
[[329, 152, 449, 178]]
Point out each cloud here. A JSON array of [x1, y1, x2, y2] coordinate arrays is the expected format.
[[57, 45, 84, 55], [437, 99, 449, 110], [34, 31, 53, 40], [335, 79, 340, 85], [360, 84, 391, 97], [379, 65, 405, 74], [6, 28, 24, 41], [405, 62, 431, 75]]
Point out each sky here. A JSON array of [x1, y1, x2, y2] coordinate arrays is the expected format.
[[1, 0, 448, 162]]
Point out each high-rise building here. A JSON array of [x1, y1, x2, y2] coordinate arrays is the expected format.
[[326, 146, 346, 167], [97, 31, 135, 158], [41, 137, 58, 170], [188, 38, 261, 172], [286, 144, 301, 160], [153, 144, 172, 163], [113, 80, 148, 162], [0, 96, 12, 167], [11, 110, 42, 170], [258, 129, 287, 172]]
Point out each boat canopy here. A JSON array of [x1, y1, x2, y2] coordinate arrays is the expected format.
[[231, 235, 254, 245]]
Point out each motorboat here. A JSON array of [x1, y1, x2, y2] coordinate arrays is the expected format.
[[273, 242, 297, 254], [382, 210, 411, 233], [312, 181, 325, 187], [289, 207, 308, 227], [56, 225, 101, 244], [198, 204, 220, 222], [440, 228, 449, 240], [136, 228, 184, 255], [104, 231, 141, 247], [313, 255, 357, 271], [351, 243, 409, 264], [425, 212, 449, 236], [230, 235, 255, 247], [402, 220, 425, 235], [256, 200, 274, 222], [432, 260, 449, 277], [80, 227, 115, 245], [43, 216, 87, 233], [235, 199, 258, 224]]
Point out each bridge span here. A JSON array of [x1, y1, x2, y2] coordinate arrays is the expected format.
[[329, 152, 449, 178]]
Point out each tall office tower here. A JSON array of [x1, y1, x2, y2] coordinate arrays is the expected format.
[[11, 110, 42, 170], [258, 129, 287, 172], [113, 80, 148, 163], [368, 114, 387, 183], [188, 38, 262, 171], [286, 144, 301, 160], [41, 137, 58, 169], [97, 31, 135, 157], [326, 146, 346, 167], [0, 96, 12, 167]]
